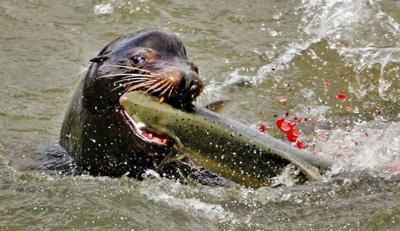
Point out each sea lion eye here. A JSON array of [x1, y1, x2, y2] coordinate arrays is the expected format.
[[131, 55, 145, 65]]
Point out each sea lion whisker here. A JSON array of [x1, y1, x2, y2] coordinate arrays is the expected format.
[[151, 80, 171, 93], [116, 81, 147, 88], [99, 73, 154, 79], [110, 84, 126, 92], [115, 78, 152, 84], [120, 75, 154, 79], [102, 64, 151, 73], [126, 81, 156, 92], [167, 86, 174, 98], [109, 79, 151, 92], [145, 79, 168, 93], [97, 73, 135, 79], [160, 82, 174, 96], [124, 80, 157, 90], [121, 74, 154, 78], [123, 78, 158, 86]]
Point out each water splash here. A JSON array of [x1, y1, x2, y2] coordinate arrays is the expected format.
[[95, 0, 151, 14], [140, 182, 238, 224], [314, 118, 400, 171], [217, 0, 400, 90], [94, 3, 113, 15]]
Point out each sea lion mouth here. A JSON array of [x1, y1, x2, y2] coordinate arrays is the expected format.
[[121, 103, 169, 147]]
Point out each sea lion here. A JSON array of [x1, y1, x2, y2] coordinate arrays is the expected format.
[[59, 29, 228, 184]]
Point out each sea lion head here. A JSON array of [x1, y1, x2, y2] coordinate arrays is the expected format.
[[87, 29, 203, 109], [60, 29, 203, 178]]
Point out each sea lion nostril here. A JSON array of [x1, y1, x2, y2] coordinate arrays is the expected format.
[[176, 71, 202, 97]]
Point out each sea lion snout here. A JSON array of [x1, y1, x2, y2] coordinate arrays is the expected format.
[[156, 66, 203, 104], [176, 69, 203, 100]]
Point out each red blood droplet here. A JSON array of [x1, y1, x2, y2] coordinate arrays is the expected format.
[[286, 128, 300, 142], [281, 122, 292, 132], [292, 129, 300, 138], [337, 92, 346, 102], [365, 131, 369, 137], [277, 119, 292, 132], [277, 118, 285, 129], [258, 123, 267, 133], [286, 133, 296, 142], [296, 140, 306, 149], [276, 114, 308, 149]]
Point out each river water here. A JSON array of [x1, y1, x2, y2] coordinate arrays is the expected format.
[[1, 0, 400, 230]]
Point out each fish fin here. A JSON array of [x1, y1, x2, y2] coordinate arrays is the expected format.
[[156, 150, 186, 172], [204, 99, 232, 113], [298, 163, 322, 180], [155, 135, 188, 172]]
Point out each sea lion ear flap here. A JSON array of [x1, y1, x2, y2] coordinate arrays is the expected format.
[[90, 55, 109, 63]]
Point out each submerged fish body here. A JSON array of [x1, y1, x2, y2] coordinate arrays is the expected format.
[[120, 92, 333, 188]]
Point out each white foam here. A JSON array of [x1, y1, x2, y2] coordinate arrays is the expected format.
[[141, 184, 237, 223], [94, 3, 113, 15], [314, 118, 400, 171]]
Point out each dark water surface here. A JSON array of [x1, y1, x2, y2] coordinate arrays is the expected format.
[[1, 0, 400, 230]]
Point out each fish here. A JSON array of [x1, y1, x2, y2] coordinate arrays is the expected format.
[[119, 92, 333, 188]]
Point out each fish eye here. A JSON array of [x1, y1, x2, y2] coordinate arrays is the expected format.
[[131, 55, 145, 65]]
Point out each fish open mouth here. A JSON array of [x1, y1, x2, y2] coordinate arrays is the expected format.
[[120, 100, 169, 147]]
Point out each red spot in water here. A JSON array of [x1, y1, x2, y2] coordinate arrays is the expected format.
[[285, 112, 290, 117], [292, 129, 300, 137], [276, 118, 285, 130], [276, 116, 305, 148], [296, 140, 306, 149], [365, 131, 369, 137], [258, 123, 267, 133], [277, 118, 292, 132], [286, 127, 300, 142], [337, 92, 346, 102]]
